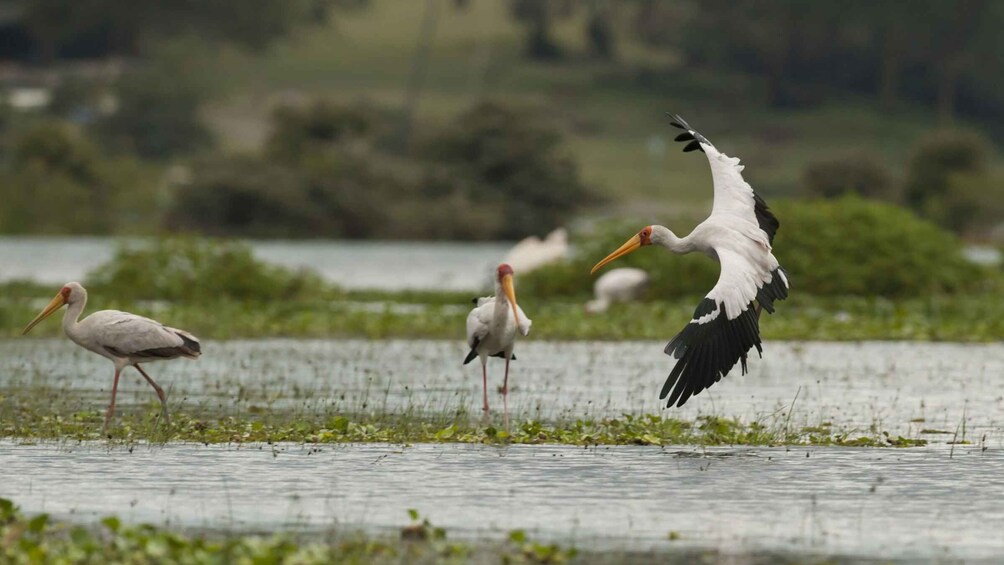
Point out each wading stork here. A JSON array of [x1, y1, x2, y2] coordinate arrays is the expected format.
[[22, 282, 201, 429], [591, 114, 789, 407], [464, 264, 531, 427]]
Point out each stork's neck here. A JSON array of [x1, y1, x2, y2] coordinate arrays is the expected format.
[[652, 225, 694, 254], [493, 281, 509, 308], [493, 281, 512, 325], [62, 294, 87, 342]]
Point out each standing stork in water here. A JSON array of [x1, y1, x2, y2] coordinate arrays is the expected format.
[[464, 264, 531, 427], [22, 282, 201, 429], [591, 114, 789, 407]]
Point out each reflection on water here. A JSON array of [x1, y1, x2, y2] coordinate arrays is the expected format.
[[1, 441, 1003, 561], [0, 236, 511, 291], [2, 339, 1003, 439]]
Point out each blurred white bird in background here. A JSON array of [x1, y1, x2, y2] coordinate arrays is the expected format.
[[22, 282, 201, 429], [585, 267, 650, 313], [503, 227, 568, 274]]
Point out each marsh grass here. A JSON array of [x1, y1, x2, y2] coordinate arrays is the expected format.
[[0, 393, 924, 448], [4, 290, 1003, 341]]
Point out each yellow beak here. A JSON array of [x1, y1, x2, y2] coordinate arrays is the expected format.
[[501, 273, 519, 325], [590, 234, 642, 274], [22, 293, 66, 335]]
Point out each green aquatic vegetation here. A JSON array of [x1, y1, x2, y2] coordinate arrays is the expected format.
[[4, 281, 1003, 341], [0, 403, 926, 448], [0, 499, 578, 565]]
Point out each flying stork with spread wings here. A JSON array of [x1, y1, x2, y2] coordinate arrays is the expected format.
[[591, 114, 789, 407]]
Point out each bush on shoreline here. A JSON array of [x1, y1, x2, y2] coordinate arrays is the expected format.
[[85, 237, 328, 303]]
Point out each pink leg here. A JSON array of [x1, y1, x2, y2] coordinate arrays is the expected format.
[[502, 356, 510, 430], [104, 368, 121, 431], [135, 364, 170, 425], [481, 362, 489, 415]]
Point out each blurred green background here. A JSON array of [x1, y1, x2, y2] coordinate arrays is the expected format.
[[1, 0, 1002, 239], [0, 0, 1002, 338]]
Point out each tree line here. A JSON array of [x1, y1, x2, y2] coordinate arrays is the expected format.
[[512, 0, 1004, 126]]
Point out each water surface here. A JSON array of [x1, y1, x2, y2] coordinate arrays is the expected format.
[[0, 236, 511, 291], [1, 441, 1002, 562], [2, 339, 1002, 440]]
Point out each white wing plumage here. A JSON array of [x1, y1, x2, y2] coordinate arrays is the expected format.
[[81, 310, 200, 358], [670, 114, 779, 245], [466, 298, 531, 346], [704, 249, 762, 321], [465, 304, 493, 348]]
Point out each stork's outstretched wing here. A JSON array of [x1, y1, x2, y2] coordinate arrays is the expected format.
[[661, 249, 789, 407], [669, 114, 779, 244]]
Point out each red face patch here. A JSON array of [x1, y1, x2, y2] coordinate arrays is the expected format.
[[497, 263, 514, 279], [638, 226, 653, 246], [60, 286, 72, 301]]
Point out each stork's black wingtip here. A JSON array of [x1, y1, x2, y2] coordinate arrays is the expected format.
[[667, 113, 709, 152], [666, 112, 686, 129]]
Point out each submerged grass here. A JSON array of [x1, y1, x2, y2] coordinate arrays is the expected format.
[[0, 401, 924, 448]]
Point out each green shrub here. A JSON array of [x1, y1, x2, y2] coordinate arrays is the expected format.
[[771, 197, 991, 296], [99, 40, 215, 158], [265, 100, 387, 162], [165, 155, 314, 237], [167, 100, 595, 240], [523, 197, 996, 300], [0, 121, 156, 234], [86, 237, 327, 303], [902, 129, 992, 232], [422, 101, 598, 240], [931, 171, 1004, 237], [801, 151, 895, 201]]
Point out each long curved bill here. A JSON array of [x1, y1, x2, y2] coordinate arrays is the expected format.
[[501, 274, 520, 325], [590, 234, 642, 274], [22, 293, 66, 335]]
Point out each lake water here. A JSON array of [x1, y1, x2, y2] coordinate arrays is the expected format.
[[2, 339, 1002, 440], [2, 339, 1004, 561], [0, 236, 512, 291], [1, 441, 1002, 562]]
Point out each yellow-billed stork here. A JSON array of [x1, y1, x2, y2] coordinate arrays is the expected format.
[[22, 282, 201, 429], [464, 264, 531, 427], [591, 114, 789, 407]]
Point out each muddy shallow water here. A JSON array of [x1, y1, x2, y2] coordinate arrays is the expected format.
[[2, 339, 1002, 440], [2, 441, 1003, 561]]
